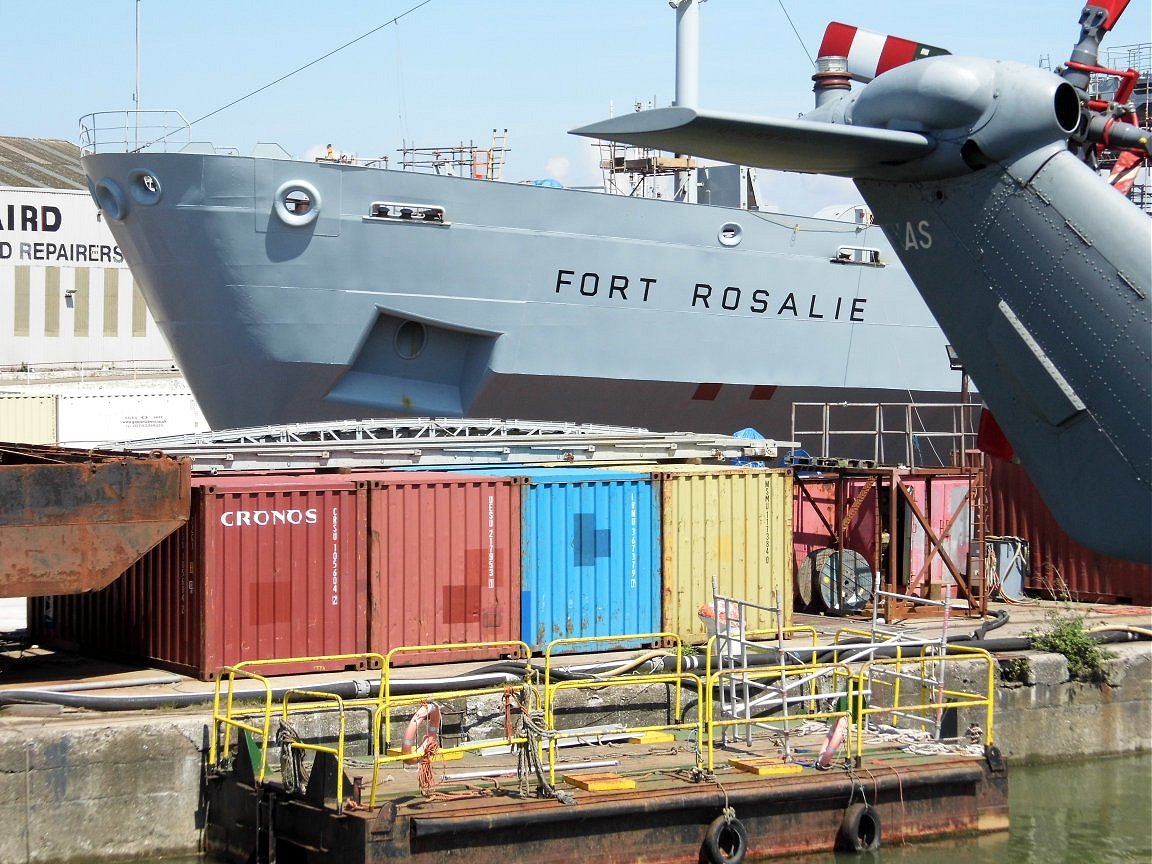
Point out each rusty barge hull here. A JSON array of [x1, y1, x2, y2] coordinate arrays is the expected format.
[[0, 442, 190, 597], [205, 751, 1008, 863]]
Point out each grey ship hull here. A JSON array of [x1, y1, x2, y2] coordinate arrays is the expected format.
[[82, 152, 959, 434]]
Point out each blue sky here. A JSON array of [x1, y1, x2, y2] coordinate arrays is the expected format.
[[7, 0, 1150, 211]]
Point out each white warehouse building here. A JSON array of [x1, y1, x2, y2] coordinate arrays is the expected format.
[[0, 136, 208, 445]]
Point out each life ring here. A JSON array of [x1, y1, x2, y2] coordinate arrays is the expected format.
[[272, 179, 321, 227], [835, 802, 881, 852], [401, 701, 442, 756], [703, 814, 748, 864]]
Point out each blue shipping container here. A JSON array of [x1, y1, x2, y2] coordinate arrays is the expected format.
[[447, 467, 662, 651]]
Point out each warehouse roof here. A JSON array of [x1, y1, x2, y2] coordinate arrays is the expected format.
[[0, 136, 86, 190]]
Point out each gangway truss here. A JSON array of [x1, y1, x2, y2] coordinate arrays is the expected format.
[[120, 417, 795, 472]]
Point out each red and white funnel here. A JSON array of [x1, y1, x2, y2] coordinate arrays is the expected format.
[[817, 22, 949, 84]]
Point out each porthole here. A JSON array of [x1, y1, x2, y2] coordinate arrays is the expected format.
[[128, 169, 162, 205], [718, 221, 743, 247], [285, 190, 312, 214], [394, 320, 427, 360], [93, 177, 128, 221], [273, 180, 321, 227]]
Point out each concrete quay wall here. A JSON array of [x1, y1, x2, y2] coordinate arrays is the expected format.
[[0, 642, 1147, 864], [0, 713, 206, 864], [993, 643, 1151, 761]]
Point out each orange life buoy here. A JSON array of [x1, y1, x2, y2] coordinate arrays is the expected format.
[[401, 701, 442, 756]]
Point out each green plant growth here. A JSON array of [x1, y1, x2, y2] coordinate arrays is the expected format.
[[999, 656, 1029, 683], [1027, 611, 1114, 681]]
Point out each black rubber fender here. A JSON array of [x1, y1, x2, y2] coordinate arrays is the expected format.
[[835, 802, 881, 852], [703, 814, 748, 864]]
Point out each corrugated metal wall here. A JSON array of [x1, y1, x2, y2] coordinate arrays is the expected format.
[[196, 476, 369, 673], [31, 475, 370, 678], [366, 473, 522, 665], [513, 469, 660, 651], [987, 457, 1151, 605], [659, 467, 794, 641], [0, 394, 56, 443]]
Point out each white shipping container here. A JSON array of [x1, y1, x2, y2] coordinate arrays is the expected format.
[[0, 394, 57, 444], [56, 391, 209, 445]]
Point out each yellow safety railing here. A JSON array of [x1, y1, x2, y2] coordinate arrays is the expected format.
[[543, 671, 706, 785], [367, 640, 537, 807], [537, 633, 707, 786], [212, 653, 387, 783], [542, 632, 685, 727], [703, 625, 823, 750], [210, 634, 997, 812], [378, 640, 533, 745], [704, 661, 858, 771], [852, 643, 996, 759], [281, 689, 350, 809], [211, 666, 276, 780]]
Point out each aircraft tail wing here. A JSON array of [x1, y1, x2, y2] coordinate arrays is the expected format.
[[571, 106, 935, 177]]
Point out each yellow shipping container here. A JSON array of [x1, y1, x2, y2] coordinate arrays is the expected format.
[[0, 395, 57, 444], [658, 466, 793, 642]]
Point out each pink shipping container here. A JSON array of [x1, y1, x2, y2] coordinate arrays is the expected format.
[[30, 474, 370, 679], [903, 476, 972, 597], [987, 457, 1151, 605], [364, 472, 523, 666]]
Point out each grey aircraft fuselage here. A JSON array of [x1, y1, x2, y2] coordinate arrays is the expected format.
[[574, 54, 1152, 563]]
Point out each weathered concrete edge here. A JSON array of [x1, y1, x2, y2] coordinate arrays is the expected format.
[[993, 642, 1152, 762], [0, 714, 208, 864], [0, 643, 1147, 864]]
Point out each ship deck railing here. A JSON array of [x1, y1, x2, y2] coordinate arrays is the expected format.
[[79, 110, 194, 156], [704, 660, 859, 772], [538, 632, 703, 785], [209, 633, 996, 814]]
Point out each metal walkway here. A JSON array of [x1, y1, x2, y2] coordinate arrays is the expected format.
[[122, 417, 794, 472]]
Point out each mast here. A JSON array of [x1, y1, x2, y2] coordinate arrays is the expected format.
[[672, 0, 703, 110], [134, 0, 142, 149], [671, 0, 705, 202]]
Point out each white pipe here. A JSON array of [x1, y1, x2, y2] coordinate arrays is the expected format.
[[673, 0, 703, 109], [8, 675, 182, 693], [135, 0, 142, 148]]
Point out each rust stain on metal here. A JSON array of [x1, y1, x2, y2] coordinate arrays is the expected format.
[[0, 442, 191, 597]]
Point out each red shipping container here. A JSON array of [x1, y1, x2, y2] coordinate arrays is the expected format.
[[31, 474, 370, 679], [987, 457, 1151, 605], [363, 472, 523, 666]]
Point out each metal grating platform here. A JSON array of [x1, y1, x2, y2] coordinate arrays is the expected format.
[[121, 417, 795, 473]]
